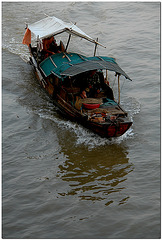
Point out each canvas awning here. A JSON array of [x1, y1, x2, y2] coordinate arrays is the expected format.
[[23, 16, 105, 47], [61, 58, 131, 80], [39, 52, 132, 80]]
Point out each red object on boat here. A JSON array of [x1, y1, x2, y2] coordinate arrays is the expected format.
[[82, 103, 100, 109], [107, 122, 131, 137]]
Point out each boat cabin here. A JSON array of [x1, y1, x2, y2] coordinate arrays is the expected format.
[[22, 16, 132, 137]]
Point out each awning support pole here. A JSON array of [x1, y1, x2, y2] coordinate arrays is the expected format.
[[118, 74, 121, 104], [65, 34, 71, 52], [106, 70, 108, 83], [94, 38, 98, 56], [36, 35, 40, 63]]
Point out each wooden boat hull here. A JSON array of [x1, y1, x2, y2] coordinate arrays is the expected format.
[[29, 54, 132, 138], [54, 95, 132, 138], [54, 98, 132, 138], [22, 16, 133, 139]]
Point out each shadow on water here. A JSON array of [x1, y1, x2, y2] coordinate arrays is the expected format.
[[57, 139, 134, 205]]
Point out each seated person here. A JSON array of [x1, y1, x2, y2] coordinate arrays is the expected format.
[[83, 70, 101, 98], [42, 36, 60, 58], [48, 38, 61, 54], [104, 84, 114, 100], [80, 90, 87, 98], [80, 70, 114, 100], [98, 71, 114, 100]]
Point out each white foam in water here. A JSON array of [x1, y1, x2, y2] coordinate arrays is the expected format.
[[121, 97, 141, 119], [2, 33, 30, 62], [33, 96, 140, 149], [3, 28, 140, 148], [2, 21, 140, 149]]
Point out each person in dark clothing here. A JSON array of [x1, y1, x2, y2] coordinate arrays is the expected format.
[[98, 71, 114, 100]]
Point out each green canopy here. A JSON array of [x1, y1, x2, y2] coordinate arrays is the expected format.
[[39, 52, 131, 80]]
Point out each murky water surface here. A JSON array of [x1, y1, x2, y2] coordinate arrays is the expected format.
[[2, 2, 160, 238]]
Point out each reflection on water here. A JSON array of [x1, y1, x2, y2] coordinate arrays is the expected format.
[[57, 144, 134, 205], [4, 50, 134, 207], [6, 50, 134, 207]]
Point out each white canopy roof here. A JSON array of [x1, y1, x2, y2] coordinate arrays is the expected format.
[[28, 16, 105, 47]]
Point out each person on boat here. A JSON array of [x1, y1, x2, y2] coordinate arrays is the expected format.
[[80, 70, 101, 98], [49, 37, 61, 53], [80, 90, 87, 98], [80, 70, 114, 100], [104, 82, 114, 100], [97, 71, 114, 100], [42, 36, 60, 58]]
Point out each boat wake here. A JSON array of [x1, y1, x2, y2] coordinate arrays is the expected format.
[[2, 26, 139, 148], [33, 96, 140, 149], [2, 35, 30, 63], [121, 97, 141, 121], [2, 31, 140, 148]]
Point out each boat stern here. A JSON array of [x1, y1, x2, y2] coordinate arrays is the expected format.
[[107, 121, 132, 138]]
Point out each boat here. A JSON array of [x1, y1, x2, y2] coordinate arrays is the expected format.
[[22, 15, 132, 138]]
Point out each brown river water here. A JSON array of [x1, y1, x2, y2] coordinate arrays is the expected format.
[[2, 2, 160, 239]]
